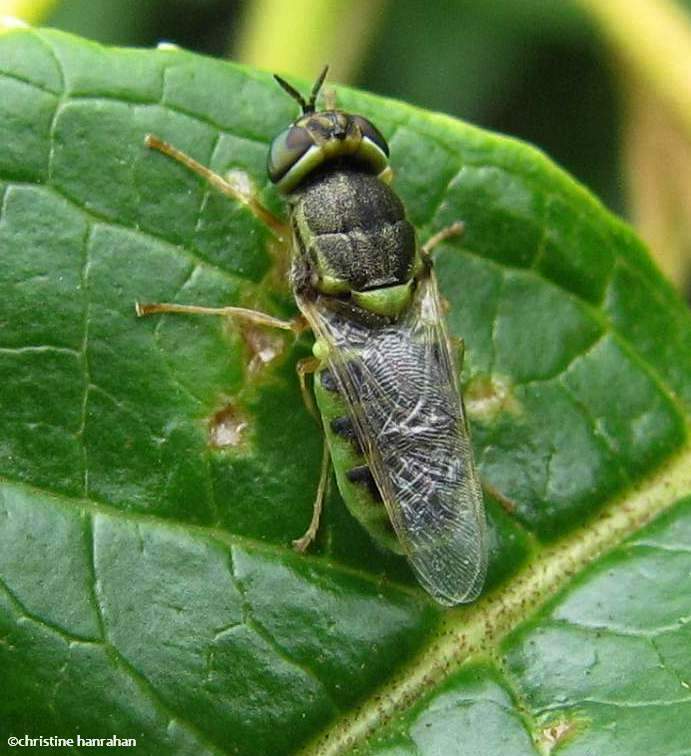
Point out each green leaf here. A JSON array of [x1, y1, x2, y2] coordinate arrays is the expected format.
[[1, 27, 690, 755], [363, 497, 691, 756]]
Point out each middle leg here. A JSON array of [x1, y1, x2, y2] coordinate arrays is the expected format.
[[296, 356, 321, 421], [422, 221, 465, 258]]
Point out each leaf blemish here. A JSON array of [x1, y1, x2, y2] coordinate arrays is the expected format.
[[241, 323, 285, 374], [537, 715, 584, 752], [224, 168, 254, 198], [208, 403, 248, 449], [464, 374, 521, 424]]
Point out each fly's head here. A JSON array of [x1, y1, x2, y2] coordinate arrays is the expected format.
[[267, 66, 390, 194]]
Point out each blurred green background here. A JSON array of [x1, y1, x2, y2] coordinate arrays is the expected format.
[[4, 0, 690, 298]]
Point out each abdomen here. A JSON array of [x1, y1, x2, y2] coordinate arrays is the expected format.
[[300, 272, 487, 604]]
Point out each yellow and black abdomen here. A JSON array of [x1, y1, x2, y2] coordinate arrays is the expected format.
[[313, 365, 404, 554], [301, 277, 487, 604]]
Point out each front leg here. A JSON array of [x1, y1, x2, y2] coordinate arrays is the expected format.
[[145, 135, 290, 241]]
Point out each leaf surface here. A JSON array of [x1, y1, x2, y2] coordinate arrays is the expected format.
[[1, 28, 690, 755]]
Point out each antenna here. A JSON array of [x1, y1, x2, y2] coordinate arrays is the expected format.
[[274, 65, 329, 114], [306, 65, 329, 112], [273, 74, 307, 111]]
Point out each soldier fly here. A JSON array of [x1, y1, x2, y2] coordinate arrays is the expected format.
[[136, 67, 487, 605]]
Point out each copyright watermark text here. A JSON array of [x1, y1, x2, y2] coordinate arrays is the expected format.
[[8, 735, 136, 748]]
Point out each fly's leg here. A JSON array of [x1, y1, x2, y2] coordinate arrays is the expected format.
[[423, 222, 465, 312], [296, 356, 321, 421], [482, 481, 518, 515], [144, 134, 289, 241], [140, 136, 297, 333], [135, 301, 308, 334], [293, 436, 331, 553], [450, 335, 465, 369], [292, 357, 331, 552], [421, 221, 465, 258]]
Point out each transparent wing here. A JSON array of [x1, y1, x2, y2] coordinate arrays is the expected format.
[[298, 270, 487, 605]]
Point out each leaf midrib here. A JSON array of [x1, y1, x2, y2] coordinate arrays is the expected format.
[[302, 439, 691, 756]]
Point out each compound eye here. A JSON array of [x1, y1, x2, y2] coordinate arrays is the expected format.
[[267, 125, 315, 183], [351, 115, 389, 157]]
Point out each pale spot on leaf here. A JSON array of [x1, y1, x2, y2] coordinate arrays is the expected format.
[[208, 404, 248, 448], [465, 374, 521, 423], [538, 716, 582, 752], [224, 169, 253, 198], [241, 324, 285, 374]]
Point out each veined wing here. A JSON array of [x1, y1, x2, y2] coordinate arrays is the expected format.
[[298, 270, 487, 605]]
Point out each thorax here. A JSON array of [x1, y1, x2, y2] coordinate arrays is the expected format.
[[288, 168, 418, 301]]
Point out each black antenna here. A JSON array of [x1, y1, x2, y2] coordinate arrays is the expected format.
[[274, 65, 329, 114], [273, 74, 307, 111], [306, 65, 329, 113]]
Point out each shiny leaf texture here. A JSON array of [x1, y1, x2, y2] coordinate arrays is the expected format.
[[1, 28, 690, 755], [363, 497, 691, 756]]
